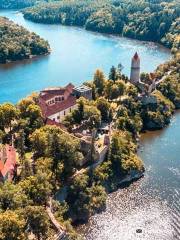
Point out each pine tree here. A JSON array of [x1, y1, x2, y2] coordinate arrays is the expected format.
[[109, 66, 117, 82]]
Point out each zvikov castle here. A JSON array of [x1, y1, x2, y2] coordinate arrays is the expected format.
[[0, 53, 162, 181], [38, 52, 162, 125]]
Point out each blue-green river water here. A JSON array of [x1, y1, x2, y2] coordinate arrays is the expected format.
[[0, 10, 170, 103]]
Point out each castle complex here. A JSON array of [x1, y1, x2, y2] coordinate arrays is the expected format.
[[38, 52, 160, 125]]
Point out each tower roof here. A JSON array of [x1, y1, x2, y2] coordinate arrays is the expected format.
[[133, 52, 139, 60]]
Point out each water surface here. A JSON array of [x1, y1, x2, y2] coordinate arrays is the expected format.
[[78, 112, 180, 240], [0, 10, 171, 103]]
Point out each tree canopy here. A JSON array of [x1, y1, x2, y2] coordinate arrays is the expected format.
[[23, 0, 180, 51], [0, 17, 50, 63]]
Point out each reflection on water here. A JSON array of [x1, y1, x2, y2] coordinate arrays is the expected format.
[[78, 112, 180, 240]]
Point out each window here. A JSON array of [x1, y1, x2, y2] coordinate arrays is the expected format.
[[70, 108, 71, 112], [64, 111, 66, 116], [57, 116, 60, 119]]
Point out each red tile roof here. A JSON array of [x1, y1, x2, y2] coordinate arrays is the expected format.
[[47, 95, 76, 117], [0, 160, 4, 172], [38, 83, 77, 118], [39, 95, 77, 118], [133, 52, 139, 60], [0, 145, 17, 181], [40, 83, 75, 101]]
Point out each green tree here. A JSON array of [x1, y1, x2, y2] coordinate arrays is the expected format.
[[0, 182, 29, 211], [20, 172, 52, 205], [116, 80, 126, 96], [0, 103, 18, 131], [67, 174, 90, 220], [30, 128, 48, 158], [68, 174, 107, 221], [84, 105, 101, 129], [96, 97, 111, 122], [88, 184, 107, 212], [0, 210, 26, 240], [109, 66, 118, 82], [16, 129, 26, 160], [0, 17, 50, 63], [93, 69, 106, 96], [25, 205, 50, 240]]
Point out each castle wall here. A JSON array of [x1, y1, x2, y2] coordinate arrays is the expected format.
[[130, 67, 140, 84]]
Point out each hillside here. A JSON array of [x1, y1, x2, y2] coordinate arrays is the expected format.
[[0, 17, 50, 63], [22, 0, 180, 52], [0, 0, 61, 9]]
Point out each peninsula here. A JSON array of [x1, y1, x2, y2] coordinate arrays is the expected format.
[[0, 51, 179, 239]]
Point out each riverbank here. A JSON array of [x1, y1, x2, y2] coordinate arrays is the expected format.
[[22, 14, 171, 53], [21, 0, 179, 53], [0, 60, 177, 238], [1, 51, 51, 64], [77, 110, 180, 239], [0, 16, 50, 64], [0, 10, 171, 104]]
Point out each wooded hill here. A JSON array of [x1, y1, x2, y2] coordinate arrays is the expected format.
[[22, 0, 180, 52], [0, 17, 50, 63], [0, 0, 61, 9]]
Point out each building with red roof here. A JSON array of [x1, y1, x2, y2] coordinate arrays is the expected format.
[[0, 145, 17, 182], [38, 83, 77, 123], [38, 83, 92, 124]]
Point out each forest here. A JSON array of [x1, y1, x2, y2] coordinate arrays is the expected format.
[[0, 17, 50, 63], [0, 0, 51, 9], [0, 0, 62, 9], [22, 0, 180, 52], [0, 0, 36, 9]]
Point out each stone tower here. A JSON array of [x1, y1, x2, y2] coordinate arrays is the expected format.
[[130, 52, 140, 85]]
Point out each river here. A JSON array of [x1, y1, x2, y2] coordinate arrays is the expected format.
[[78, 111, 180, 240], [0, 10, 179, 240], [0, 10, 170, 103]]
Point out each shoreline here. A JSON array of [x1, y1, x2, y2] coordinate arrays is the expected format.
[[0, 9, 171, 54], [72, 105, 179, 226], [0, 50, 51, 65], [21, 12, 171, 54]]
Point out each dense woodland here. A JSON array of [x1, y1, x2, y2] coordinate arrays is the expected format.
[[0, 0, 36, 9], [0, 17, 50, 63], [22, 0, 180, 52], [0, 0, 52, 9]]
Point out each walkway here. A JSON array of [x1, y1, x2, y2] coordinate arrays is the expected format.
[[155, 70, 172, 85], [46, 198, 67, 240]]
